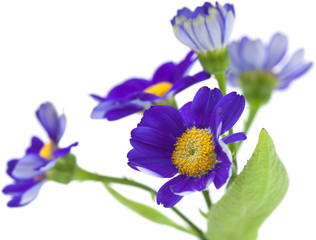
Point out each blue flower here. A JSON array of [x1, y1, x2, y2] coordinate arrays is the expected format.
[[90, 51, 210, 121], [171, 2, 235, 54], [228, 32, 313, 90], [127, 87, 246, 207], [3, 102, 78, 207]]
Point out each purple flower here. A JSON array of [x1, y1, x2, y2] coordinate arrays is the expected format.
[[171, 2, 235, 53], [228, 33, 313, 90], [127, 87, 246, 207], [90, 51, 210, 121], [3, 102, 78, 207]]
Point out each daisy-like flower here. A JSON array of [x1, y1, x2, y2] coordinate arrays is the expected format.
[[127, 86, 246, 207], [228, 32, 313, 103], [90, 51, 210, 121], [2, 102, 78, 207], [171, 2, 235, 74]]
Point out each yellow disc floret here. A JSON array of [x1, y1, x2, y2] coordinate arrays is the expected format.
[[39, 140, 57, 160], [172, 126, 217, 177], [143, 82, 173, 97]]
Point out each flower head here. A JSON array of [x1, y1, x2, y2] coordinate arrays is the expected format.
[[227, 33, 313, 103], [3, 102, 78, 207], [171, 2, 235, 53], [90, 51, 210, 121], [127, 87, 246, 207]]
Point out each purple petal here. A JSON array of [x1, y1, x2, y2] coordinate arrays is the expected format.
[[131, 127, 177, 150], [210, 91, 245, 135], [277, 49, 306, 79], [240, 39, 266, 69], [152, 62, 176, 84], [228, 41, 246, 71], [129, 139, 173, 158], [171, 172, 216, 196], [265, 32, 288, 70], [179, 101, 193, 128], [11, 154, 48, 179], [139, 106, 186, 138], [53, 142, 78, 158], [91, 100, 147, 120], [167, 71, 210, 97], [156, 175, 185, 208], [26, 136, 44, 154], [213, 139, 232, 189], [174, 51, 197, 79], [36, 102, 60, 143], [106, 78, 151, 101], [222, 132, 247, 144], [6, 159, 19, 179], [191, 87, 223, 129]]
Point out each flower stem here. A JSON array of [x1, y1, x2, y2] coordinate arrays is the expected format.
[[74, 166, 207, 239], [214, 72, 227, 96], [202, 190, 212, 210]]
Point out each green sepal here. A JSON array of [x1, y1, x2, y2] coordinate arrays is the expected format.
[[104, 183, 198, 237], [47, 153, 77, 184], [238, 71, 278, 106], [197, 47, 230, 75], [206, 129, 289, 240]]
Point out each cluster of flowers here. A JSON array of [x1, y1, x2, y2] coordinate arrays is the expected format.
[[3, 2, 311, 209]]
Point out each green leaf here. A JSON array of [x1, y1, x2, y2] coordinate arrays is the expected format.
[[104, 183, 197, 237], [206, 129, 289, 240]]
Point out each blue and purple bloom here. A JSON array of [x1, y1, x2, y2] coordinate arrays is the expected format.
[[228, 32, 313, 90], [171, 2, 235, 54], [127, 87, 246, 207], [91, 51, 210, 121], [3, 102, 78, 207]]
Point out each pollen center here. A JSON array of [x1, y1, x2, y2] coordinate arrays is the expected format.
[[143, 82, 173, 97], [39, 140, 57, 160], [172, 126, 217, 177]]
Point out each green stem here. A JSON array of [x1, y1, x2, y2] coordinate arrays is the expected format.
[[235, 102, 261, 153], [202, 190, 212, 210], [214, 72, 227, 96], [74, 166, 207, 239]]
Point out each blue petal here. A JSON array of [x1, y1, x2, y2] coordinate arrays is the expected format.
[[131, 127, 177, 150], [128, 155, 178, 178], [167, 71, 210, 97], [11, 154, 48, 179], [151, 62, 176, 84], [26, 136, 44, 154], [191, 87, 223, 129], [91, 100, 147, 120], [53, 142, 78, 158], [179, 101, 193, 128], [210, 91, 245, 135], [156, 175, 185, 208], [240, 39, 266, 69], [265, 32, 288, 70], [129, 139, 173, 158], [36, 102, 60, 143], [222, 132, 247, 144], [171, 172, 216, 196], [213, 139, 232, 189], [139, 106, 186, 138], [106, 78, 151, 101]]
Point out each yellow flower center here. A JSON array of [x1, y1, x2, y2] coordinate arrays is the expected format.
[[172, 126, 217, 177], [39, 140, 57, 160], [143, 82, 173, 97]]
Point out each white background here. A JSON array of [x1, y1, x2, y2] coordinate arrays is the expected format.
[[0, 0, 315, 239]]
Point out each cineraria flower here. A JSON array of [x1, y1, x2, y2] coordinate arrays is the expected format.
[[90, 51, 210, 121], [171, 2, 235, 73], [127, 86, 246, 207], [227, 32, 313, 103], [2, 102, 78, 207]]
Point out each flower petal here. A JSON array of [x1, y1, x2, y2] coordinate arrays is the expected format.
[[222, 132, 247, 144], [151, 62, 176, 84], [171, 172, 216, 196], [139, 106, 186, 138], [156, 175, 185, 208], [265, 32, 288, 70], [210, 91, 245, 135], [11, 154, 48, 179], [36, 102, 60, 143], [26, 136, 44, 155], [53, 142, 78, 158], [191, 87, 223, 129]]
